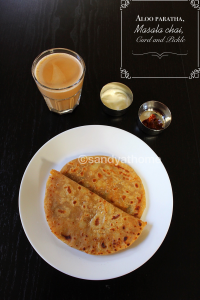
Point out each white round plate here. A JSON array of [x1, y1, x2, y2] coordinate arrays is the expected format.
[[19, 125, 173, 280]]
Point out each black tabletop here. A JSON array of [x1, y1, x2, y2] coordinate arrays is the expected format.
[[1, 0, 200, 299]]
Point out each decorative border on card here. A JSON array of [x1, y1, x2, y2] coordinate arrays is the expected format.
[[190, 0, 200, 10], [120, 0, 131, 10], [120, 68, 132, 79], [132, 51, 188, 60], [189, 67, 200, 78], [120, 0, 200, 79]]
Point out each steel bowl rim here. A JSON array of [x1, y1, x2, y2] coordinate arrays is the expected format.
[[100, 82, 133, 112], [138, 100, 172, 132]]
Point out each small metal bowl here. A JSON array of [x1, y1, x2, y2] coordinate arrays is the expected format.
[[137, 101, 172, 135], [100, 82, 133, 116]]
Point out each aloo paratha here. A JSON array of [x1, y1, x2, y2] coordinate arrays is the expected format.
[[61, 156, 146, 218], [44, 170, 147, 255]]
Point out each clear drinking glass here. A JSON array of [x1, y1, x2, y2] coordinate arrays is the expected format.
[[32, 48, 86, 114]]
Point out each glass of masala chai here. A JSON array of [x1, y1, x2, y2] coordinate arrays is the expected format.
[[32, 48, 86, 114]]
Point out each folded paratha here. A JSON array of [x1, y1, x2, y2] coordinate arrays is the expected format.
[[61, 156, 146, 218], [44, 170, 147, 255]]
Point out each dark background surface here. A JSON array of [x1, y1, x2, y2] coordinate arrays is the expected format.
[[0, 0, 200, 299]]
